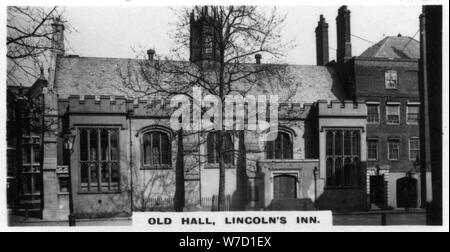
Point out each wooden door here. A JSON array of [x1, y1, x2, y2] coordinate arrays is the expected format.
[[274, 175, 297, 200]]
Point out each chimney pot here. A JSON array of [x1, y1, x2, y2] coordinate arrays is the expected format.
[[315, 14, 329, 66], [336, 5, 352, 62], [255, 54, 262, 64], [147, 49, 155, 61]]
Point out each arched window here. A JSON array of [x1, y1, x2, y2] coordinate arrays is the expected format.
[[143, 131, 171, 167], [266, 131, 293, 160], [207, 132, 234, 165]]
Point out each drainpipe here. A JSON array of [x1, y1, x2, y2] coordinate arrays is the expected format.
[[39, 93, 45, 217], [128, 110, 134, 213], [313, 166, 318, 209]]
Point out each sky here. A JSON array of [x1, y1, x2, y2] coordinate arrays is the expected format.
[[63, 5, 422, 65]]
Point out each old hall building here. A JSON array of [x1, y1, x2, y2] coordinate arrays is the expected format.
[[6, 6, 432, 220]]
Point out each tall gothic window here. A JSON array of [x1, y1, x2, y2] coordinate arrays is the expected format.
[[79, 128, 120, 192], [325, 129, 362, 187], [143, 131, 172, 167], [207, 132, 234, 165], [266, 131, 293, 160]]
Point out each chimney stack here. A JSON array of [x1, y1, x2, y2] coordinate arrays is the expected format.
[[147, 49, 155, 61], [315, 15, 329, 66], [255, 54, 262, 64], [336, 5, 352, 62], [51, 18, 65, 55]]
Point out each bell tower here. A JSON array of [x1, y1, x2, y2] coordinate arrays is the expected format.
[[190, 6, 221, 69]]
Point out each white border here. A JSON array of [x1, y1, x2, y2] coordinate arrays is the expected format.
[[1, 0, 448, 232]]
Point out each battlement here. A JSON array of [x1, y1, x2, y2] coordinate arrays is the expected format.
[[64, 95, 128, 114], [59, 96, 323, 119], [318, 100, 367, 117], [61, 95, 174, 117]]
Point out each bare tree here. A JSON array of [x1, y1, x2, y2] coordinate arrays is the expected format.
[[119, 6, 296, 211], [7, 6, 70, 86]]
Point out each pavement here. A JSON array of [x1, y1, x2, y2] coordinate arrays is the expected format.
[[333, 209, 427, 225], [8, 214, 132, 227], [8, 209, 427, 227]]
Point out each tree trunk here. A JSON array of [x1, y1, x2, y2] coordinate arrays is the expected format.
[[174, 129, 185, 212], [218, 59, 226, 211], [218, 128, 226, 211], [236, 130, 247, 210]]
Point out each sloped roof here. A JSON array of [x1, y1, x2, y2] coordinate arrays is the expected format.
[[55, 56, 344, 104], [359, 36, 420, 59]]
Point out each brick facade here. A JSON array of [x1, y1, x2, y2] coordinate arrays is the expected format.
[[333, 38, 431, 209]]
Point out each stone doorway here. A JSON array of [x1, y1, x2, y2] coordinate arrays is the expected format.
[[396, 177, 417, 209], [274, 175, 297, 200]]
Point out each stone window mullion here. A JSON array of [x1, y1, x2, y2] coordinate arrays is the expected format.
[[87, 129, 91, 191], [97, 128, 101, 191], [107, 130, 112, 191]]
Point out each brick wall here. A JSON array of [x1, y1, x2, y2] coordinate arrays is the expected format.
[[353, 58, 420, 173]]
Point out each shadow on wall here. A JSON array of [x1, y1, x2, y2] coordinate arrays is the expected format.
[[315, 188, 368, 212], [327, 66, 348, 101], [266, 199, 315, 211], [315, 161, 369, 212], [304, 104, 319, 159]]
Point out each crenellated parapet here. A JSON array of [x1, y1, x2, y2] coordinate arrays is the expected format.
[[60, 95, 322, 120], [61, 95, 175, 117], [63, 95, 128, 114], [318, 99, 367, 118]]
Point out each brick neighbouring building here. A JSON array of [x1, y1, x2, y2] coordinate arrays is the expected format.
[[328, 6, 432, 209], [6, 6, 431, 221]]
